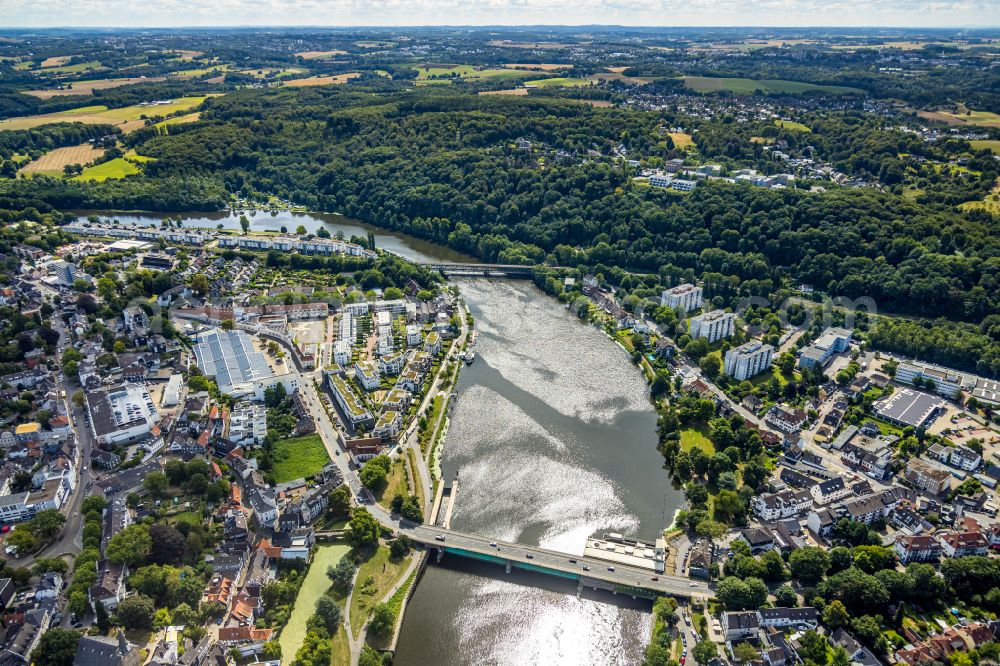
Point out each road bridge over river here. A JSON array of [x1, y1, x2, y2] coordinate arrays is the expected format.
[[418, 262, 567, 277], [394, 520, 713, 601]]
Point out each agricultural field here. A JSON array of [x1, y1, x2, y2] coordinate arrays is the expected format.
[[931, 106, 1000, 128], [502, 63, 568, 71], [238, 66, 308, 79], [123, 149, 155, 163], [270, 433, 331, 483], [23, 76, 165, 98], [39, 55, 71, 68], [295, 49, 348, 59], [171, 64, 231, 78], [282, 73, 360, 87], [525, 76, 597, 87], [18, 143, 103, 177], [39, 60, 104, 75], [71, 158, 141, 182], [681, 76, 865, 95], [414, 64, 539, 81], [970, 140, 1000, 154], [153, 112, 201, 128], [775, 119, 811, 132], [0, 96, 214, 132], [478, 88, 529, 96], [670, 132, 695, 150]]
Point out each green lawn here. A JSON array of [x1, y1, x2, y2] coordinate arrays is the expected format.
[[682, 76, 864, 95], [376, 459, 409, 508], [271, 434, 331, 483], [278, 544, 350, 665], [367, 568, 418, 649], [775, 119, 811, 132], [349, 546, 411, 638], [680, 425, 714, 455], [72, 158, 140, 182]]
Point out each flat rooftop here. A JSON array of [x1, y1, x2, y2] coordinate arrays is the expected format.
[[583, 534, 665, 573], [875, 388, 945, 429], [193, 329, 273, 394]]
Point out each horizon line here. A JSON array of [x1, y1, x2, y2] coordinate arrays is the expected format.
[[2, 23, 999, 31]]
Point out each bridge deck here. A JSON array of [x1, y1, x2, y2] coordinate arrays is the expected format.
[[403, 523, 713, 599]]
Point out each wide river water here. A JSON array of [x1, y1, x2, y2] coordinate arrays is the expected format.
[[394, 279, 684, 666], [69, 209, 476, 264]]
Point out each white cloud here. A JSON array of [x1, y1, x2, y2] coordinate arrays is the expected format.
[[2, 0, 997, 27]]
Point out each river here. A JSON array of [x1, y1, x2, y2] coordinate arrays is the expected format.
[[395, 279, 684, 666], [68, 209, 476, 265]]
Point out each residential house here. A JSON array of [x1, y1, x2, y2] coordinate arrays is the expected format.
[[895, 535, 943, 563], [810, 477, 850, 505], [940, 531, 990, 558], [722, 611, 760, 641]]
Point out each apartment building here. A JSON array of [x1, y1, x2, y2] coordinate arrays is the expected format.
[[660, 283, 703, 312], [905, 458, 952, 496], [724, 341, 774, 381], [354, 361, 380, 391], [372, 410, 403, 443], [895, 535, 943, 563], [327, 374, 373, 428], [751, 489, 812, 521], [688, 310, 735, 343]]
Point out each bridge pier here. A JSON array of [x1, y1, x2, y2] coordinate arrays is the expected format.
[[577, 578, 583, 598], [436, 548, 443, 563], [505, 560, 511, 574]]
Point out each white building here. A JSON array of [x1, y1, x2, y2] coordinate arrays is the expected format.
[[425, 332, 442, 356], [372, 411, 403, 443], [661, 284, 703, 312], [218, 234, 372, 257], [378, 353, 406, 376], [333, 340, 352, 366], [86, 384, 160, 447], [406, 325, 422, 347], [161, 374, 183, 408], [229, 403, 267, 446], [688, 310, 735, 343], [355, 361, 380, 391], [724, 341, 774, 381], [328, 374, 373, 427], [750, 489, 812, 521]]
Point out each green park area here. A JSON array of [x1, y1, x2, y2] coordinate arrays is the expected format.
[[279, 544, 351, 665]]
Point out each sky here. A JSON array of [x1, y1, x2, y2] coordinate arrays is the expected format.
[[2, 0, 998, 29]]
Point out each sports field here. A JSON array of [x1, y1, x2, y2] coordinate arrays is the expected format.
[[281, 73, 360, 87], [682, 76, 864, 95], [0, 96, 214, 132], [18, 143, 103, 177], [23, 77, 165, 99]]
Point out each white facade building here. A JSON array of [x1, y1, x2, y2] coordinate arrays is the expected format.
[[724, 341, 774, 381], [661, 284, 703, 313], [688, 310, 735, 343]]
